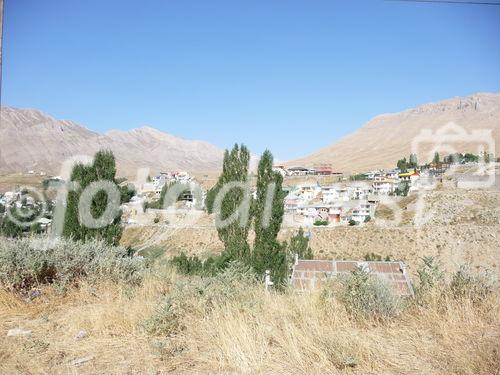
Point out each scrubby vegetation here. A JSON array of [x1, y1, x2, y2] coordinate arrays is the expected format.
[[325, 267, 403, 320], [363, 252, 392, 261], [313, 219, 328, 226], [142, 262, 257, 336], [0, 249, 497, 374], [0, 238, 144, 291]]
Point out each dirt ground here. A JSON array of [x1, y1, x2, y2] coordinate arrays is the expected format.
[[0, 173, 45, 194]]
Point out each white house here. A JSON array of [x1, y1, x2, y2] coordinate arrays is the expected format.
[[296, 183, 321, 201], [372, 177, 398, 195], [321, 186, 341, 203], [398, 170, 420, 191], [350, 202, 372, 223]]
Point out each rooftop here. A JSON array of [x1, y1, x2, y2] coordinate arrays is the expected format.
[[291, 259, 414, 296]]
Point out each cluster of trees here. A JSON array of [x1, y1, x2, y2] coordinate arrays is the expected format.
[[0, 195, 53, 238], [1, 151, 134, 243], [396, 153, 418, 172], [397, 151, 497, 171], [172, 144, 312, 285], [442, 152, 496, 165], [349, 173, 368, 181], [393, 181, 410, 196], [0, 204, 45, 238], [62, 150, 123, 246]]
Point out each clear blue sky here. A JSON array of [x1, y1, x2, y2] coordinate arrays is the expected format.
[[3, 0, 500, 160]]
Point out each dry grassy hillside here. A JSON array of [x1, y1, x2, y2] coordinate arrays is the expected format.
[[1, 187, 499, 374], [1, 257, 498, 374], [289, 93, 500, 173]]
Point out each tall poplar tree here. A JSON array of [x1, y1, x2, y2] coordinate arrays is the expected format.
[[214, 144, 252, 260], [252, 150, 288, 283]]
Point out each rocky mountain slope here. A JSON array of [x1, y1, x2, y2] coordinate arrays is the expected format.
[[0, 107, 224, 176], [288, 93, 500, 173]]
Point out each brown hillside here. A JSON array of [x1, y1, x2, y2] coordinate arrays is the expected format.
[[288, 93, 500, 173], [0, 107, 224, 176]]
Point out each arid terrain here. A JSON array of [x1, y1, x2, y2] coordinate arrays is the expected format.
[[2, 93, 500, 177], [0, 107, 224, 176], [1, 157, 499, 375], [1, 181, 499, 374], [121, 186, 500, 278], [2, 2, 499, 372], [289, 93, 500, 173]]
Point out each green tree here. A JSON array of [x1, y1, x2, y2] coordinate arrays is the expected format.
[[433, 152, 440, 164], [397, 158, 408, 172], [144, 182, 175, 210], [288, 227, 313, 260], [63, 150, 122, 245], [205, 183, 219, 214], [214, 144, 252, 261], [0, 206, 42, 238], [252, 150, 288, 283], [120, 184, 136, 204], [409, 153, 418, 168]]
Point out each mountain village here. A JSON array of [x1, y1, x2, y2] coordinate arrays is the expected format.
[[0, 155, 471, 238]]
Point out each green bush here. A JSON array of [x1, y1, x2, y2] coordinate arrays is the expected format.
[[171, 252, 231, 276], [331, 267, 402, 320], [313, 220, 328, 226], [348, 219, 357, 226], [0, 238, 145, 291], [363, 252, 392, 262], [415, 256, 444, 297], [288, 227, 313, 260]]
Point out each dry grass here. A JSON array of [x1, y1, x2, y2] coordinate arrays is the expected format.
[[1, 265, 498, 375], [0, 173, 44, 194]]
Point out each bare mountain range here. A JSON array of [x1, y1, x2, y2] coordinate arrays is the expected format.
[[288, 92, 500, 173], [0, 107, 224, 176], [1, 93, 499, 177]]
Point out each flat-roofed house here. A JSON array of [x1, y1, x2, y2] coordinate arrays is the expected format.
[[372, 176, 398, 195]]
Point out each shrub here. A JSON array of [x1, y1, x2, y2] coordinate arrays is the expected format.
[[142, 296, 180, 336], [171, 252, 233, 277], [171, 253, 203, 275], [330, 267, 402, 320], [415, 256, 444, 296], [313, 220, 328, 226], [120, 183, 136, 203], [142, 262, 258, 336], [0, 238, 145, 291], [449, 266, 493, 303], [348, 219, 357, 226], [140, 246, 166, 266], [363, 252, 391, 261]]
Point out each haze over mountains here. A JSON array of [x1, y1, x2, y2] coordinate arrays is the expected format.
[[289, 92, 500, 173], [1, 93, 499, 177], [0, 107, 224, 176]]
